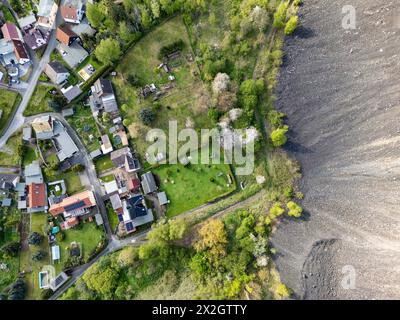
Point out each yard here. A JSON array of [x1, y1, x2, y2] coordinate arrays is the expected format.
[[94, 155, 113, 174], [112, 16, 212, 157], [21, 213, 51, 300], [67, 104, 101, 152], [0, 131, 22, 166], [47, 172, 83, 195], [106, 203, 119, 233], [153, 156, 236, 217], [24, 85, 54, 116], [57, 220, 105, 271], [0, 89, 21, 134]]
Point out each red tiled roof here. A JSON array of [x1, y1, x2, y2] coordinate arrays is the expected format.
[[60, 5, 78, 21], [1, 23, 20, 41], [128, 178, 141, 191], [49, 190, 96, 216], [28, 183, 47, 208], [56, 25, 78, 46]]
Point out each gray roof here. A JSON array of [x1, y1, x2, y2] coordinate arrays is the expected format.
[[110, 193, 122, 210], [141, 172, 157, 194], [62, 108, 74, 117], [131, 208, 154, 228], [47, 61, 69, 75], [54, 130, 79, 162], [0, 173, 19, 190], [62, 85, 82, 102], [110, 147, 140, 172], [57, 41, 88, 68], [157, 192, 168, 206], [38, 0, 56, 17], [25, 161, 43, 184], [90, 149, 102, 159], [95, 213, 103, 226], [23, 126, 32, 141]]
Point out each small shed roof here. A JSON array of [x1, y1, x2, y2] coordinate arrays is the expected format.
[[157, 192, 168, 206]]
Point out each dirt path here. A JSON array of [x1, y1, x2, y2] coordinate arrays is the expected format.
[[271, 0, 400, 299]]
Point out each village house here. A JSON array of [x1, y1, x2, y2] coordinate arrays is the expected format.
[[61, 85, 82, 103], [25, 161, 44, 184], [60, 0, 85, 24], [101, 134, 113, 154], [110, 147, 141, 174], [48, 190, 96, 219], [12, 40, 30, 65], [37, 0, 58, 29], [141, 172, 158, 194], [0, 173, 20, 193], [0, 38, 16, 66], [1, 23, 22, 41], [110, 193, 123, 214], [89, 78, 119, 118], [27, 183, 48, 213], [24, 28, 49, 51], [45, 61, 70, 85], [57, 40, 88, 69], [56, 25, 80, 46], [31, 116, 79, 162], [120, 194, 154, 233]]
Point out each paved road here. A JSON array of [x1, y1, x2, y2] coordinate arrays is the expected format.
[[0, 1, 64, 150]]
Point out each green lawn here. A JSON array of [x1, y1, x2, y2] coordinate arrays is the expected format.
[[0, 89, 21, 134], [67, 104, 101, 152], [101, 174, 115, 183], [152, 155, 236, 217], [24, 85, 54, 116], [94, 155, 113, 174], [57, 221, 105, 269], [0, 131, 22, 166], [106, 203, 119, 233], [24, 213, 51, 300], [112, 16, 211, 157]]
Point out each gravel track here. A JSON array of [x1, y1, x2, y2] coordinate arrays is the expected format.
[[271, 0, 400, 299]]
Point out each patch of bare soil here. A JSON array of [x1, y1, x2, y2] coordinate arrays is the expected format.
[[271, 0, 400, 299]]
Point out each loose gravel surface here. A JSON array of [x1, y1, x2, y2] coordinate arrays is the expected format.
[[271, 0, 400, 299]]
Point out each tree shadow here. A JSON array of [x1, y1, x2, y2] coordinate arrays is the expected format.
[[295, 26, 315, 39]]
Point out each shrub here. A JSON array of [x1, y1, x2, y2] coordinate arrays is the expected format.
[[139, 108, 156, 126], [273, 1, 289, 29], [287, 201, 303, 218], [285, 16, 298, 35], [270, 125, 289, 147], [1, 241, 20, 257], [32, 250, 47, 262], [28, 232, 43, 246]]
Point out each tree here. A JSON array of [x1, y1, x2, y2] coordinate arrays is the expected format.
[[95, 38, 122, 66], [32, 250, 47, 262], [150, 0, 161, 19], [212, 73, 230, 95], [28, 232, 43, 246], [8, 279, 26, 300], [194, 219, 228, 260], [273, 1, 289, 29], [285, 15, 298, 35], [119, 21, 134, 44], [139, 108, 156, 126], [1, 241, 20, 257], [82, 257, 119, 298], [147, 219, 187, 244], [287, 201, 303, 218], [102, 112, 111, 123], [270, 125, 288, 147], [217, 91, 237, 112], [86, 3, 105, 28], [123, 119, 131, 127], [140, 6, 152, 29]]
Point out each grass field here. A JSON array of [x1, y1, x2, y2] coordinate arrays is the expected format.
[[0, 89, 21, 134], [22, 146, 38, 166], [67, 104, 101, 152], [57, 221, 105, 269], [153, 155, 236, 217], [112, 16, 211, 157], [94, 155, 113, 174], [24, 85, 54, 116], [0, 131, 22, 166], [106, 203, 119, 233]]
